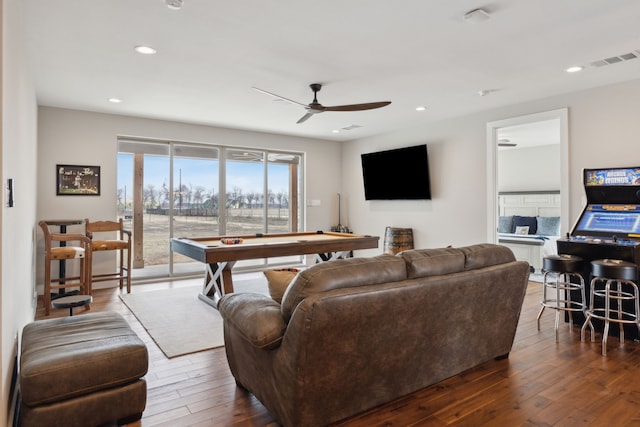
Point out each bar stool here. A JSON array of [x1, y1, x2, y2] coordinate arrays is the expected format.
[[85, 218, 132, 293], [39, 221, 92, 316], [536, 254, 586, 341], [581, 259, 640, 356], [51, 294, 93, 316]]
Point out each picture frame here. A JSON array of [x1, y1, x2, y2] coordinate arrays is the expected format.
[[56, 164, 101, 196]]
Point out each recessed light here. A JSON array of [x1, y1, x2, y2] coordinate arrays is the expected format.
[[166, 0, 183, 10], [108, 98, 122, 103], [478, 89, 498, 97], [332, 129, 340, 134], [134, 45, 157, 55], [566, 66, 583, 73], [415, 106, 426, 111]]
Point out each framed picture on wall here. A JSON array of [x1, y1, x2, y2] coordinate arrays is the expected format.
[[56, 164, 101, 196]]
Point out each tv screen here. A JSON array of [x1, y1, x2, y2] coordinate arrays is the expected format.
[[361, 144, 432, 200]]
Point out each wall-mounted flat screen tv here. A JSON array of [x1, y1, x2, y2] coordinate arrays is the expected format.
[[361, 144, 432, 200]]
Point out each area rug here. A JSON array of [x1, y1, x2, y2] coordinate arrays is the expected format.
[[120, 286, 225, 358], [120, 274, 270, 358]]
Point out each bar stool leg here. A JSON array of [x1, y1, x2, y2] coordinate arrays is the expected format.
[[616, 281, 625, 347], [635, 284, 640, 339], [536, 271, 550, 331], [580, 278, 596, 343], [602, 280, 612, 356], [554, 273, 562, 341]]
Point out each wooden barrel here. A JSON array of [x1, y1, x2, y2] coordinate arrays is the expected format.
[[383, 227, 414, 255]]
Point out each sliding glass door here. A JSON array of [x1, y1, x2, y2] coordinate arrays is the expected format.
[[117, 138, 303, 280]]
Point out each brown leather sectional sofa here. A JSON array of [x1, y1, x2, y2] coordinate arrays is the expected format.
[[219, 243, 530, 427]]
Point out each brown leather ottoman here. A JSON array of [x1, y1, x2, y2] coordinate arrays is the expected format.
[[19, 312, 148, 427]]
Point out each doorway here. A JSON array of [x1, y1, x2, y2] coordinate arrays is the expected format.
[[486, 108, 569, 243]]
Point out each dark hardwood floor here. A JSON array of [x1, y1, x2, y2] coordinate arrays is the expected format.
[[36, 278, 640, 427]]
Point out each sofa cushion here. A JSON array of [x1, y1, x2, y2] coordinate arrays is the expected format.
[[264, 268, 300, 303], [460, 243, 516, 270], [281, 254, 407, 322], [399, 248, 465, 279]]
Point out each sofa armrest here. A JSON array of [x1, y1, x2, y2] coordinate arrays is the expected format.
[[218, 293, 286, 350]]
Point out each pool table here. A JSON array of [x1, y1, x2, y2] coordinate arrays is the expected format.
[[171, 231, 379, 307]]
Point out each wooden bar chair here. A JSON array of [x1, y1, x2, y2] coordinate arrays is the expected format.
[[38, 221, 92, 316], [85, 218, 132, 293]]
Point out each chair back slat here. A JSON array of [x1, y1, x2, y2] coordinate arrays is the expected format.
[[86, 219, 123, 233]]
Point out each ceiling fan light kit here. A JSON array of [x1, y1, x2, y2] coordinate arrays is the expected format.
[[253, 83, 391, 124]]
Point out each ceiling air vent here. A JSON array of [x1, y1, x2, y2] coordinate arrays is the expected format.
[[341, 125, 362, 131], [590, 51, 638, 68]]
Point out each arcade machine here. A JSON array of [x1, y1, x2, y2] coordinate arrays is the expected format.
[[557, 166, 640, 337]]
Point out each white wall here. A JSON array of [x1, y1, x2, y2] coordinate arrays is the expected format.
[[2, 0, 39, 423], [342, 117, 489, 254], [342, 78, 640, 255], [498, 144, 560, 192], [37, 107, 343, 283]]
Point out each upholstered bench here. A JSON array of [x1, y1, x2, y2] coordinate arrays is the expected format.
[[19, 312, 148, 427]]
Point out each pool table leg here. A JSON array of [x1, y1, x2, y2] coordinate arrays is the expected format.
[[199, 261, 236, 308], [314, 250, 352, 263]]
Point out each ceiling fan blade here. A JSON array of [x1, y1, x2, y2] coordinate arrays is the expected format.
[[296, 112, 315, 124], [255, 83, 392, 124], [252, 87, 307, 107], [323, 101, 391, 112]]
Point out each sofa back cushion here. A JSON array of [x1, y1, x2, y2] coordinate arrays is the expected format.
[[400, 244, 517, 279], [399, 248, 465, 279], [281, 254, 407, 322], [460, 243, 516, 270]]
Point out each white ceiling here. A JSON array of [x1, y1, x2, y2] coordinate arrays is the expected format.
[[497, 119, 560, 150], [21, 0, 640, 142]]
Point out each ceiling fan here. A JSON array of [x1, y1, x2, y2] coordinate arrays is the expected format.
[[252, 83, 391, 124]]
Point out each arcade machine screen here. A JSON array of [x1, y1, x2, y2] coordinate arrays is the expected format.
[[573, 205, 640, 239]]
